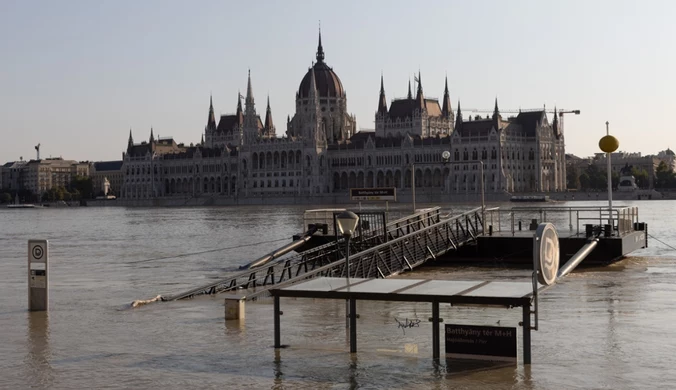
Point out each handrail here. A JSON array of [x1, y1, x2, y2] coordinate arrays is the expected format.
[[232, 207, 484, 300], [506, 206, 639, 236], [162, 206, 447, 301]]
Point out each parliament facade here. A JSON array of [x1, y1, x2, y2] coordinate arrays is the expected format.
[[120, 32, 566, 202]]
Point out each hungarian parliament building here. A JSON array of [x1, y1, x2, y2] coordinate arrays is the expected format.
[[120, 32, 566, 202]]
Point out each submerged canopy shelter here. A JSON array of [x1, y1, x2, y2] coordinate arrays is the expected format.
[[270, 276, 544, 364]]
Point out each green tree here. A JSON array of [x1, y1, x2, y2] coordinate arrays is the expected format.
[[71, 176, 93, 199], [630, 167, 651, 189], [579, 172, 591, 190], [655, 161, 674, 189], [0, 192, 11, 203], [566, 164, 580, 190]]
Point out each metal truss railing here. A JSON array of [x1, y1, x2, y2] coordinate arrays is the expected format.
[[163, 207, 445, 301]]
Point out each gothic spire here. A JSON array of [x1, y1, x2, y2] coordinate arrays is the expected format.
[[442, 75, 452, 118], [264, 95, 275, 132], [316, 26, 325, 63], [149, 127, 154, 143], [552, 106, 559, 135], [246, 69, 254, 106], [407, 78, 412, 100], [492, 97, 501, 124], [207, 95, 216, 131], [455, 101, 463, 130], [201, 133, 204, 145], [308, 66, 319, 102], [236, 91, 243, 125], [128, 128, 134, 147], [415, 70, 425, 110], [377, 73, 388, 114]]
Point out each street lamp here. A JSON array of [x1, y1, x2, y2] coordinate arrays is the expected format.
[[336, 210, 359, 332], [336, 210, 360, 282], [599, 121, 619, 233]]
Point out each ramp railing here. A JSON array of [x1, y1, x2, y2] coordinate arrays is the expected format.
[[508, 206, 640, 236], [162, 207, 483, 301], [162, 207, 445, 301]]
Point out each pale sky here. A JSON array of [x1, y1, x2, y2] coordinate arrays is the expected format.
[[1, 0, 674, 162]]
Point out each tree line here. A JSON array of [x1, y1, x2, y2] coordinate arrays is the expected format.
[[567, 161, 676, 190], [0, 176, 97, 204]]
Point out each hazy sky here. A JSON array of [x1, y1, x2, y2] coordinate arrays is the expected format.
[[1, 0, 674, 162]]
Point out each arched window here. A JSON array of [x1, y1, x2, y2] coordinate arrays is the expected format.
[[463, 149, 469, 161], [472, 149, 478, 160]]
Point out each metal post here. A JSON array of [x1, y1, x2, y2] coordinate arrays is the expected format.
[[28, 240, 49, 312], [349, 298, 357, 353], [432, 301, 440, 361], [345, 236, 351, 282], [480, 161, 485, 226], [345, 235, 351, 329], [606, 122, 613, 233], [274, 295, 281, 348], [522, 304, 531, 364], [411, 163, 416, 212]]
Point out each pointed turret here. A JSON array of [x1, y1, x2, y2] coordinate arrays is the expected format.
[[415, 71, 425, 110], [455, 101, 463, 131], [201, 133, 204, 145], [207, 95, 216, 131], [377, 73, 388, 115], [236, 91, 244, 125], [308, 66, 319, 103], [442, 75, 452, 118], [492, 97, 500, 119], [246, 69, 254, 106], [264, 95, 275, 134], [127, 128, 134, 150], [316, 27, 325, 63], [407, 78, 412, 100], [149, 127, 154, 143], [552, 107, 559, 135]]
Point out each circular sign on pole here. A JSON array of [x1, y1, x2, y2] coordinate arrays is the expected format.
[[32, 245, 44, 261], [533, 223, 560, 286]]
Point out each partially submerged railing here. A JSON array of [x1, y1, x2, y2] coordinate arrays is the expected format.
[[507, 206, 640, 236], [214, 207, 483, 301], [162, 207, 444, 301]]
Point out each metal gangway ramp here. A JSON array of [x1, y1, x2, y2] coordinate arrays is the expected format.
[[161, 207, 485, 302]]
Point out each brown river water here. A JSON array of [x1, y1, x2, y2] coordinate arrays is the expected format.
[[1, 200, 676, 389]]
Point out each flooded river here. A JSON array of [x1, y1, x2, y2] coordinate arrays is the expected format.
[[1, 200, 676, 389]]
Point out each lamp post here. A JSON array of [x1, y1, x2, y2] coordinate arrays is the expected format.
[[599, 122, 619, 233], [336, 211, 360, 283], [336, 210, 359, 331]]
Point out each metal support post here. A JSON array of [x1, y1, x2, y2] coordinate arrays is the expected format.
[[522, 304, 531, 364], [349, 298, 357, 353], [411, 163, 416, 212], [274, 295, 281, 348], [432, 301, 440, 361], [606, 122, 613, 232], [480, 161, 485, 226]]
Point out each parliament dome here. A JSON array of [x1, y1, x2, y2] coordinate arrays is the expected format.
[[297, 32, 345, 99]]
